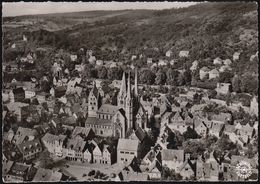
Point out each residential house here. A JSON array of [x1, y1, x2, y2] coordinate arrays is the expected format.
[[213, 57, 223, 65], [17, 139, 42, 161], [233, 52, 240, 61], [41, 133, 67, 157], [147, 58, 153, 65], [75, 63, 85, 72], [166, 50, 173, 57], [131, 55, 137, 60], [199, 67, 210, 80], [64, 135, 86, 162], [215, 83, 231, 95], [71, 126, 95, 140], [219, 65, 232, 72], [70, 54, 77, 62], [158, 59, 168, 66], [5, 162, 32, 182], [194, 117, 209, 137], [66, 77, 82, 95], [88, 56, 96, 64], [12, 127, 38, 145], [190, 60, 199, 71], [178, 154, 196, 180], [92, 140, 102, 164], [6, 102, 29, 122], [167, 111, 194, 134], [209, 69, 220, 79], [2, 160, 14, 180], [117, 138, 139, 165], [96, 60, 104, 66], [223, 59, 232, 66], [161, 149, 184, 171], [250, 51, 258, 62], [179, 51, 189, 58], [250, 96, 258, 116]]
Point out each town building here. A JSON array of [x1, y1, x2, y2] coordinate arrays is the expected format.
[[117, 138, 139, 165]]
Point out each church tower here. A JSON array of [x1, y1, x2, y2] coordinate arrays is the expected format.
[[117, 72, 127, 109], [125, 72, 133, 131], [134, 68, 138, 97], [88, 82, 100, 118]]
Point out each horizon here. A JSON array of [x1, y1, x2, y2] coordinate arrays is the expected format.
[[2, 2, 199, 17]]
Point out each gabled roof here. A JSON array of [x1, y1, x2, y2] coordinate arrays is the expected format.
[[117, 138, 139, 152], [17, 139, 42, 155], [161, 149, 184, 161], [98, 104, 119, 115], [71, 126, 94, 138], [42, 133, 66, 144], [178, 159, 196, 173], [13, 127, 38, 145]]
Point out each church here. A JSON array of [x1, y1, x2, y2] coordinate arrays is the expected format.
[[85, 69, 148, 138]]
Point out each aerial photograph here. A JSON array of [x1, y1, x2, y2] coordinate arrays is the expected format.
[[2, 1, 258, 182]]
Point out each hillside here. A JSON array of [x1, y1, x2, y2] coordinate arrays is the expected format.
[[3, 2, 258, 75]]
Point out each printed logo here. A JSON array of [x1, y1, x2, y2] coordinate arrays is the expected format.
[[235, 160, 252, 179]]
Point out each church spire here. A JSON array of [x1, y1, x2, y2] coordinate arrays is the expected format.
[[119, 72, 127, 96], [127, 71, 131, 98], [134, 68, 138, 97]]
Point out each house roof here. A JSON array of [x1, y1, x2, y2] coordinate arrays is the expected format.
[[98, 104, 119, 115], [17, 139, 42, 155], [200, 66, 210, 72], [3, 160, 14, 175], [117, 138, 139, 152], [13, 127, 38, 145], [178, 159, 195, 173], [135, 127, 146, 142], [224, 124, 236, 133], [66, 136, 86, 151], [71, 126, 93, 138], [85, 117, 112, 126], [8, 162, 30, 176], [42, 133, 67, 144], [161, 149, 184, 161]]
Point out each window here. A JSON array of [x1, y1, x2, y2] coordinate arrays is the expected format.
[[121, 158, 124, 161], [130, 152, 134, 155], [120, 151, 124, 154], [125, 152, 129, 154], [100, 130, 103, 135], [185, 168, 188, 171], [92, 107, 94, 110]]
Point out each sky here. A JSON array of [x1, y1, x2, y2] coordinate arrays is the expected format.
[[2, 1, 198, 17]]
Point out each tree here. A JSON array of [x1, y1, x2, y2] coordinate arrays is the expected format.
[[161, 166, 183, 180], [107, 67, 123, 80], [97, 66, 107, 79], [231, 75, 241, 93], [219, 71, 234, 83], [183, 69, 192, 85], [139, 69, 156, 85], [166, 68, 179, 86], [155, 69, 166, 85], [177, 73, 185, 86]]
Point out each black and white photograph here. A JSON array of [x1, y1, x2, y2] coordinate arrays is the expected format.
[[2, 1, 259, 182]]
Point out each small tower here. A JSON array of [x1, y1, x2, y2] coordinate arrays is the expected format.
[[125, 72, 133, 131], [88, 82, 100, 118], [117, 72, 127, 109]]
